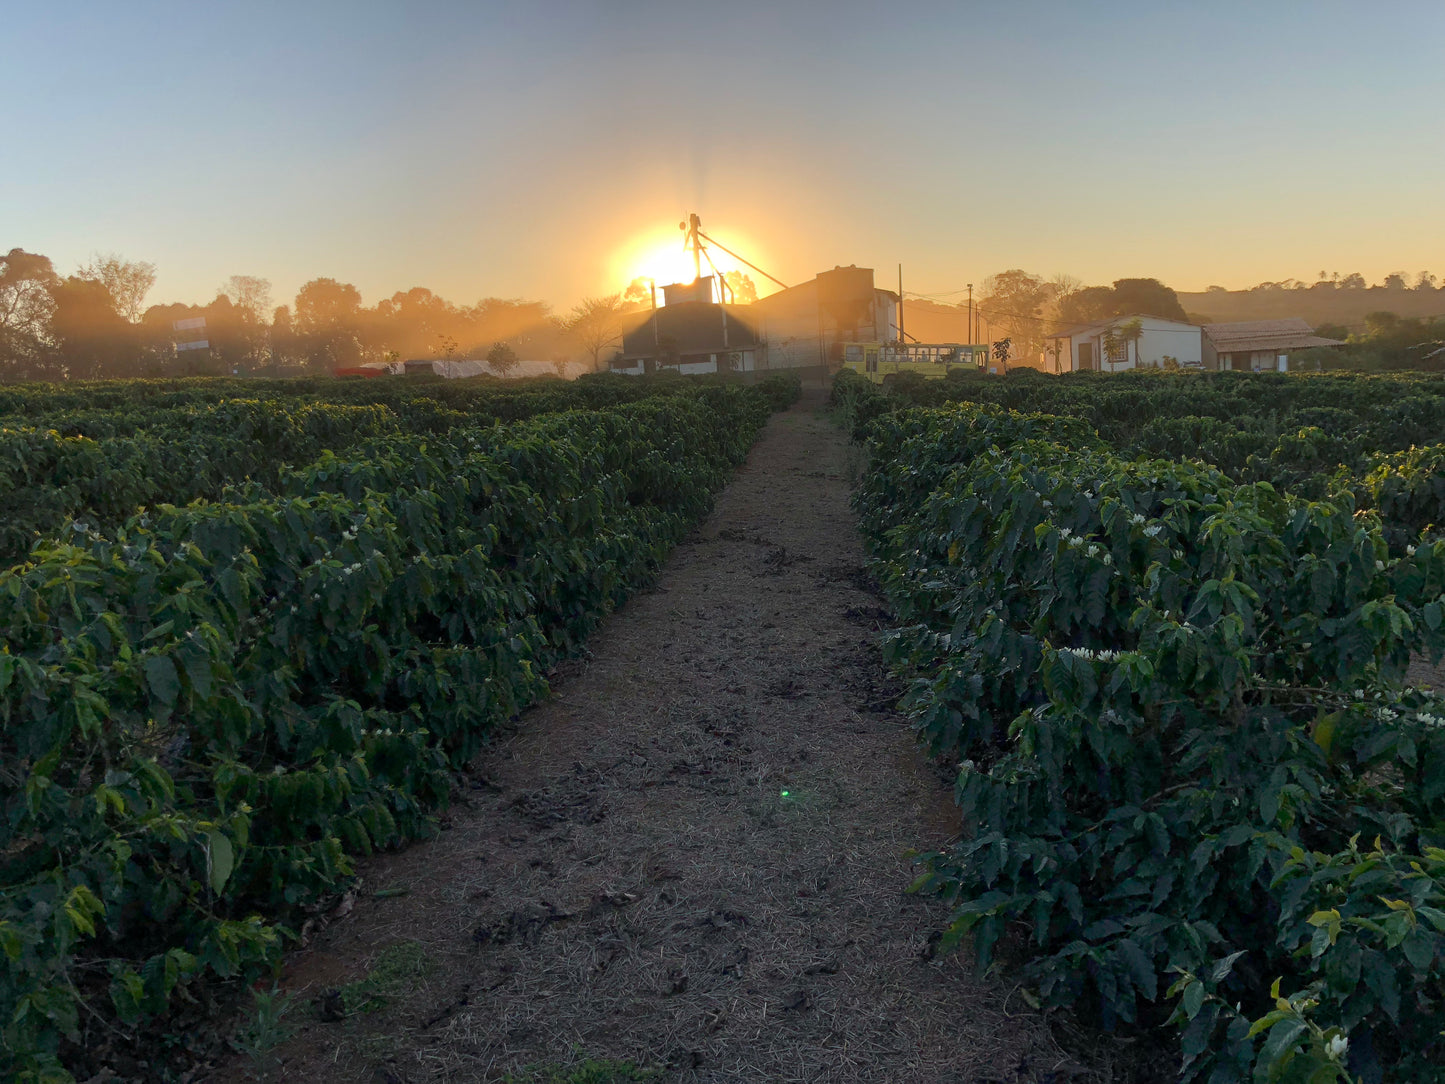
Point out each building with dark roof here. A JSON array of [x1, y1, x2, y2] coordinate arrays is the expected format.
[[611, 266, 899, 375]]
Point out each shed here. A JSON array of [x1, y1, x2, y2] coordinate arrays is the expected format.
[[1202, 319, 1345, 372]]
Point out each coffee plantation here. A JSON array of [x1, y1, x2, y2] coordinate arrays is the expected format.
[[0, 372, 799, 1082], [839, 368, 1445, 1083]]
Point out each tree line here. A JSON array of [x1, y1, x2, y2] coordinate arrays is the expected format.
[[1210, 270, 1440, 293], [0, 248, 642, 381]]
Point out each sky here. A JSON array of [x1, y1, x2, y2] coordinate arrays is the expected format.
[[5, 0, 1444, 312]]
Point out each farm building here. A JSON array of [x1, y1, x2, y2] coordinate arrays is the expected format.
[[1202, 319, 1345, 371], [612, 281, 764, 374], [1044, 315, 1204, 372], [611, 266, 899, 375]]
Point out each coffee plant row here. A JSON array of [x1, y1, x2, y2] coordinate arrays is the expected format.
[[844, 373, 1445, 1082], [0, 374, 797, 1081], [0, 371, 798, 568], [838, 367, 1445, 554]]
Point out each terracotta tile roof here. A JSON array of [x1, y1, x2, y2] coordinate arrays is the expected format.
[[1203, 319, 1345, 352]]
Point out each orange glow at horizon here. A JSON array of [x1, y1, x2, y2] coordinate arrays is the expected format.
[[609, 223, 780, 302]]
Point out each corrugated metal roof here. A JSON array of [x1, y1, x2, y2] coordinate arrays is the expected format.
[[1203, 319, 1345, 352]]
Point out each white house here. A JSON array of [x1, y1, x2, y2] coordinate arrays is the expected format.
[[1044, 315, 1203, 373]]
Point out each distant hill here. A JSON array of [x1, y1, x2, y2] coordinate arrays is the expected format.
[[1177, 287, 1445, 331], [898, 299, 975, 343]]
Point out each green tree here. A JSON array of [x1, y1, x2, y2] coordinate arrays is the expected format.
[[486, 341, 518, 376], [1364, 311, 1400, 337], [0, 248, 60, 377], [1118, 316, 1145, 366]]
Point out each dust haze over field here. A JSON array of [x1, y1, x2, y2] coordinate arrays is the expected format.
[[6, 6, 1445, 1084], [4, 2, 1443, 311]]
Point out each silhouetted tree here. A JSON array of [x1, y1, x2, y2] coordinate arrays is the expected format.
[[374, 287, 457, 358], [567, 294, 626, 371], [76, 254, 156, 323], [1056, 285, 1116, 325], [981, 270, 1049, 360], [220, 275, 272, 322], [50, 276, 138, 379], [218, 276, 273, 369], [294, 277, 363, 368], [1108, 278, 1187, 321]]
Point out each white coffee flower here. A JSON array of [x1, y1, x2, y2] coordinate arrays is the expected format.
[[1326, 1034, 1348, 1061], [1130, 513, 1145, 526], [1144, 525, 1164, 538]]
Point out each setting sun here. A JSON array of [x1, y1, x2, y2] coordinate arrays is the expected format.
[[610, 221, 768, 302]]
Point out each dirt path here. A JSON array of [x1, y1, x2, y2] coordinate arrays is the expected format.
[[217, 393, 1063, 1083]]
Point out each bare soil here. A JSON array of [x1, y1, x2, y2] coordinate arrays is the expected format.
[[211, 392, 1079, 1083]]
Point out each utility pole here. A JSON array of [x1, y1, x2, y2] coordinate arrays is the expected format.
[[967, 283, 974, 366], [898, 264, 905, 346]]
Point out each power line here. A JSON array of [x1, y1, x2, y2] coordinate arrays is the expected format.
[[695, 230, 789, 290]]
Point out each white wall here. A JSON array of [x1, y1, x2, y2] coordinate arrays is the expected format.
[[1064, 317, 1202, 371]]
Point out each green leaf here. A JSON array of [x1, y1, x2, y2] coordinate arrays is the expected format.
[[1183, 978, 1205, 1020], [144, 654, 181, 708], [1210, 949, 1247, 984], [1247, 1007, 1292, 1039], [1116, 937, 1157, 999], [1401, 929, 1435, 972], [208, 830, 235, 895]]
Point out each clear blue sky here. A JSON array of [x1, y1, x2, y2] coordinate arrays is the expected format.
[[5, 1, 1443, 311]]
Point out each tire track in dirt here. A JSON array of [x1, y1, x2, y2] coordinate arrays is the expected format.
[[213, 391, 1068, 1083]]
